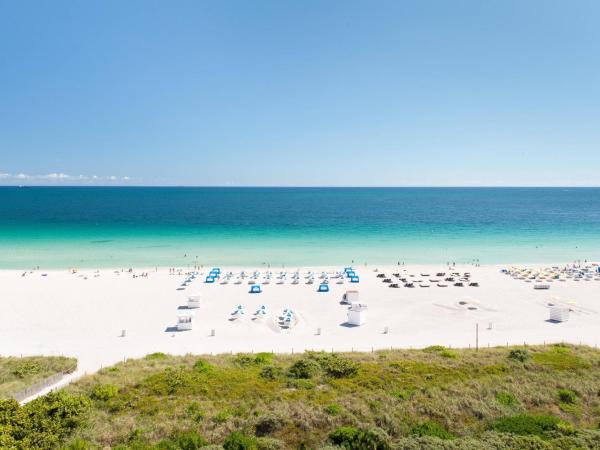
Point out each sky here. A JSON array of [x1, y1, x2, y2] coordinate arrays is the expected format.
[[1, 0, 599, 186]]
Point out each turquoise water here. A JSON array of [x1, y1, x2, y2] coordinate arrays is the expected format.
[[1, 187, 599, 268]]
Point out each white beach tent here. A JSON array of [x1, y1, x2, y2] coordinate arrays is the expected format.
[[343, 290, 359, 305], [187, 294, 201, 309], [347, 303, 368, 326], [177, 311, 194, 331], [549, 307, 569, 322]]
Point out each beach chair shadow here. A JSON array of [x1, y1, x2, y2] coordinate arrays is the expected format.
[[164, 326, 185, 332], [545, 319, 562, 324], [339, 322, 359, 328]]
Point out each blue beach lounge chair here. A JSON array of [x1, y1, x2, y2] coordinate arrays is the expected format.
[[205, 276, 215, 283], [318, 283, 329, 292], [250, 285, 262, 294], [350, 276, 360, 283]]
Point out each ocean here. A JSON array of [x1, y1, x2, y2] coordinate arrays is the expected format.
[[0, 187, 599, 269]]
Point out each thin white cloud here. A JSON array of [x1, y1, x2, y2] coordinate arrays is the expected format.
[[0, 172, 139, 185]]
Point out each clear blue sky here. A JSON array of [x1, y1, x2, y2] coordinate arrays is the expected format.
[[1, 0, 599, 186]]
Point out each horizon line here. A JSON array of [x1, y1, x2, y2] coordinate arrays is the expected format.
[[1, 185, 599, 189]]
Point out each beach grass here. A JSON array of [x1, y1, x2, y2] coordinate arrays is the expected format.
[[2, 345, 600, 449], [0, 355, 77, 399]]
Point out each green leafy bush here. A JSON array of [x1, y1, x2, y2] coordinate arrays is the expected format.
[[329, 426, 361, 446], [193, 359, 213, 373], [10, 360, 42, 379], [286, 378, 315, 390], [411, 421, 454, 440], [256, 436, 284, 449], [89, 384, 119, 401], [423, 345, 446, 353], [0, 391, 90, 448], [156, 430, 208, 449], [288, 359, 320, 379], [491, 414, 563, 438], [145, 352, 168, 360], [234, 353, 273, 368], [223, 431, 258, 450], [254, 353, 274, 365], [392, 389, 414, 400], [532, 347, 588, 370], [496, 391, 518, 407], [507, 349, 530, 362], [557, 389, 577, 405], [439, 350, 457, 359], [328, 426, 390, 449], [213, 410, 231, 424], [324, 404, 342, 415], [259, 366, 282, 380], [255, 412, 286, 436], [186, 402, 204, 422], [317, 354, 359, 378]]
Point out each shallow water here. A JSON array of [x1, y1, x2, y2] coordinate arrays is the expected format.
[[1, 187, 599, 268]]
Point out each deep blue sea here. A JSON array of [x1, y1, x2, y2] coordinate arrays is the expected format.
[[0, 187, 599, 268]]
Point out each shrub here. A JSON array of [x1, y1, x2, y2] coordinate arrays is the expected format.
[[10, 360, 42, 378], [508, 349, 530, 362], [558, 389, 578, 405], [256, 437, 284, 450], [89, 384, 119, 401], [324, 404, 342, 415], [234, 355, 257, 367], [165, 430, 208, 450], [411, 421, 454, 440], [286, 378, 315, 390], [145, 367, 194, 395], [145, 352, 167, 360], [288, 359, 320, 379], [360, 427, 391, 449], [329, 426, 361, 446], [213, 410, 231, 424], [495, 391, 518, 407], [491, 414, 563, 438], [63, 437, 94, 449], [328, 426, 390, 449], [439, 350, 457, 359], [193, 359, 213, 373], [254, 353, 274, 365], [532, 347, 588, 370], [186, 402, 204, 422], [260, 366, 282, 380], [234, 353, 273, 367], [223, 431, 258, 450], [423, 345, 446, 353], [317, 355, 359, 378], [0, 391, 90, 448], [392, 389, 413, 400], [255, 412, 286, 436]]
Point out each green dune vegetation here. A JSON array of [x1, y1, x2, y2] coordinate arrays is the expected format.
[[0, 355, 77, 400], [2, 345, 600, 449]]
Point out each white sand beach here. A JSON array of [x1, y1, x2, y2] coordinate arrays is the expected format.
[[1, 263, 600, 397]]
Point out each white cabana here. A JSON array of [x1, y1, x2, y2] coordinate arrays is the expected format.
[[342, 290, 359, 305], [347, 303, 368, 326], [549, 307, 569, 322], [177, 311, 194, 331], [187, 295, 201, 309]]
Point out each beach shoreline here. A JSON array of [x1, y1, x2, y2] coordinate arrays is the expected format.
[[2, 262, 599, 388]]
